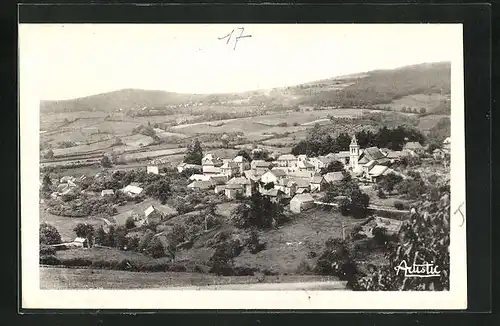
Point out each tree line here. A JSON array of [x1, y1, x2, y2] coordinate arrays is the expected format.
[[291, 124, 426, 157]]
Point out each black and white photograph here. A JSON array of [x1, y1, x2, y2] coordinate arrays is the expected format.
[[20, 23, 467, 309]]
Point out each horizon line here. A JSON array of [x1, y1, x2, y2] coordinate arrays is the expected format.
[[39, 60, 451, 102]]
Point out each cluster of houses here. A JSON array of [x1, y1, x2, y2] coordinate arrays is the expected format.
[[148, 135, 433, 213]]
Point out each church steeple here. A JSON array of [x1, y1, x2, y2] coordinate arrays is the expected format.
[[351, 134, 358, 146], [349, 134, 360, 170]]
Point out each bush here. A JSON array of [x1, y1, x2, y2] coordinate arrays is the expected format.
[[394, 201, 406, 210], [296, 260, 312, 275], [39, 245, 56, 256], [39, 223, 62, 245], [40, 255, 60, 265], [377, 189, 387, 199], [125, 216, 136, 229]]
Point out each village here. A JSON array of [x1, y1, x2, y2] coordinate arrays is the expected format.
[[40, 131, 451, 277]]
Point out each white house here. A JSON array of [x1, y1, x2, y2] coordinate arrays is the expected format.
[[276, 154, 297, 168], [122, 183, 143, 196], [203, 165, 222, 176], [101, 189, 115, 197], [232, 156, 251, 174], [260, 169, 287, 185], [295, 160, 315, 173], [275, 178, 297, 197], [221, 161, 239, 177], [443, 137, 451, 152], [147, 165, 159, 175], [227, 177, 252, 197], [324, 172, 344, 184], [202, 153, 222, 167], [189, 174, 211, 182], [290, 194, 315, 213]]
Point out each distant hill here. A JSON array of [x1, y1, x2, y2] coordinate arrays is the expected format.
[[293, 62, 450, 110], [40, 62, 451, 114]]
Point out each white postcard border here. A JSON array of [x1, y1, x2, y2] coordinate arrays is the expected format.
[[20, 23, 467, 310]]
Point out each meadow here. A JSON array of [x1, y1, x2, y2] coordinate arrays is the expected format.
[[40, 266, 343, 289]]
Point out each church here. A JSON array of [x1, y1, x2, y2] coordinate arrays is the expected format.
[[346, 135, 393, 180]]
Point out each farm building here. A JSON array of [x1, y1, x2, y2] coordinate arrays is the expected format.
[[290, 194, 315, 213], [291, 178, 310, 193], [310, 175, 326, 192], [101, 189, 114, 197], [143, 204, 178, 224], [324, 172, 345, 184]]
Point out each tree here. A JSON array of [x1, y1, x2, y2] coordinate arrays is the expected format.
[[354, 193, 451, 291], [252, 150, 269, 161], [43, 149, 54, 160], [314, 238, 358, 285], [145, 237, 166, 258], [335, 133, 352, 151], [41, 174, 52, 194], [114, 226, 128, 250], [101, 155, 112, 168], [39, 223, 62, 245], [73, 223, 94, 239], [419, 107, 427, 114], [221, 134, 230, 148], [165, 224, 187, 261], [138, 229, 155, 252], [321, 160, 345, 174], [94, 225, 107, 246], [377, 172, 404, 193], [236, 149, 252, 162], [184, 138, 203, 165], [125, 216, 135, 229], [144, 179, 171, 204], [209, 239, 242, 275]]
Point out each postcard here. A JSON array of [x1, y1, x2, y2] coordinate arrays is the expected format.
[[20, 23, 466, 309]]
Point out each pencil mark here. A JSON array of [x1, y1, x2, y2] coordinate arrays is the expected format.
[[453, 201, 465, 227], [218, 27, 252, 50]]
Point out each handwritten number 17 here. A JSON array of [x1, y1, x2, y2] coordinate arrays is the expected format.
[[218, 27, 252, 50]]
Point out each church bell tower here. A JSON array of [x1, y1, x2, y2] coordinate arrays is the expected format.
[[349, 135, 359, 170]]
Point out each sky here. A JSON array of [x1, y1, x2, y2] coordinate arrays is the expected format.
[[19, 24, 462, 100]]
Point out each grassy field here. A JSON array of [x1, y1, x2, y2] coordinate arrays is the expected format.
[[40, 266, 343, 289], [417, 114, 449, 133], [233, 208, 362, 274], [375, 93, 449, 113]]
